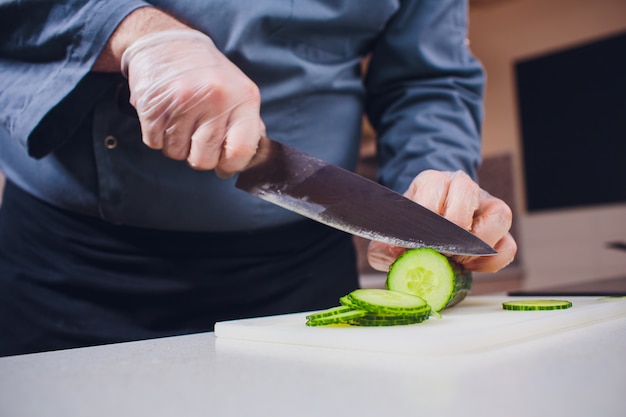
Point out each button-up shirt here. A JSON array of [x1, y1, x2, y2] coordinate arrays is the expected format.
[[0, 0, 484, 231]]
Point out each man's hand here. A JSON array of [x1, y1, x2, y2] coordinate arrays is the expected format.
[[368, 170, 518, 273], [93, 7, 265, 177]]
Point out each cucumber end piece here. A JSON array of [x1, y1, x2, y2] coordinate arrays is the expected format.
[[386, 248, 472, 312]]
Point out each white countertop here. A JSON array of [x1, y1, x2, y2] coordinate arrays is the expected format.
[[1, 295, 625, 417]]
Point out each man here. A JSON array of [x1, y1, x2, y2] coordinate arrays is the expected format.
[[0, 0, 516, 356]]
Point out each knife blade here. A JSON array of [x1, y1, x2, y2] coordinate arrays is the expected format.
[[236, 137, 497, 256]]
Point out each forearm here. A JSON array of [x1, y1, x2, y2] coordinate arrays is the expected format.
[[0, 0, 153, 157], [92, 7, 191, 72], [365, 0, 484, 193]]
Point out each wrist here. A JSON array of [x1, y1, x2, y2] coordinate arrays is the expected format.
[[120, 30, 212, 77], [93, 7, 190, 72]]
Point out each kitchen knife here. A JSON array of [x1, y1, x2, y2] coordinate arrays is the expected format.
[[236, 137, 497, 256]]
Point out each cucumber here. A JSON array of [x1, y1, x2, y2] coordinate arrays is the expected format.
[[306, 248, 471, 327], [502, 300, 573, 311], [305, 309, 368, 326], [350, 312, 431, 327], [339, 295, 358, 309], [346, 289, 431, 316], [305, 305, 353, 321], [306, 288, 432, 327], [386, 248, 472, 312]]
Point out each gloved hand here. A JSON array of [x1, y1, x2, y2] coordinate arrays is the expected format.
[[367, 170, 518, 273], [121, 29, 265, 177]]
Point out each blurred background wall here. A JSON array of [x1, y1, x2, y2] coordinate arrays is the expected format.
[[469, 0, 626, 290]]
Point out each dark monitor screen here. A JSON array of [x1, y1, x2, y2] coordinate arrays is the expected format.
[[515, 31, 626, 212]]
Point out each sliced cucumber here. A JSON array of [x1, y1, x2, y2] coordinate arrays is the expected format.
[[386, 248, 472, 312], [502, 300, 573, 311], [339, 295, 358, 309], [305, 305, 353, 321], [307, 289, 432, 327], [350, 311, 431, 327], [346, 289, 431, 316], [305, 309, 368, 326]]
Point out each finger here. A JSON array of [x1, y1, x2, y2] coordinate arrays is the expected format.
[[442, 171, 480, 231], [131, 83, 173, 150], [456, 232, 517, 273], [405, 170, 450, 213], [185, 81, 241, 170], [160, 85, 212, 160], [215, 109, 264, 178], [470, 190, 513, 247], [187, 119, 226, 170], [452, 190, 517, 272], [367, 241, 408, 272], [133, 75, 206, 152], [162, 121, 194, 160]]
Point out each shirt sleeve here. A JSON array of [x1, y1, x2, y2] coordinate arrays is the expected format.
[[0, 0, 151, 159], [364, 0, 485, 194]]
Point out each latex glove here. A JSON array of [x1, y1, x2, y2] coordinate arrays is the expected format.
[[121, 30, 265, 177], [367, 170, 518, 273]]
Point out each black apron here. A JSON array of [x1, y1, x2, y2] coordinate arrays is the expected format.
[[0, 181, 359, 356]]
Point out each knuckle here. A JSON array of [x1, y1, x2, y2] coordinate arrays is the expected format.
[[187, 158, 217, 171], [205, 84, 225, 105], [142, 136, 161, 150], [169, 77, 203, 99], [410, 169, 445, 191], [243, 81, 261, 103], [493, 201, 514, 229], [502, 233, 518, 258], [419, 169, 444, 181]]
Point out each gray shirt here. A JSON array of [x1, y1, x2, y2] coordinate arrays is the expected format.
[[0, 0, 484, 231]]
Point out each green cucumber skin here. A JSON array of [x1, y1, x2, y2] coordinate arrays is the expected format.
[[306, 309, 368, 326], [445, 260, 472, 308], [349, 317, 427, 326], [339, 295, 358, 309], [502, 300, 573, 311], [350, 311, 431, 326], [306, 305, 353, 321], [386, 248, 473, 312]]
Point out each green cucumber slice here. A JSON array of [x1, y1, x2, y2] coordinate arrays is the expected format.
[[339, 295, 358, 309], [350, 311, 431, 326], [386, 248, 472, 312], [305, 309, 368, 326], [306, 288, 435, 327], [346, 288, 430, 315], [305, 305, 353, 321], [502, 300, 573, 311], [349, 317, 428, 326]]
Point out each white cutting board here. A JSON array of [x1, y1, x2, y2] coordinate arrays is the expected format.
[[214, 296, 626, 355]]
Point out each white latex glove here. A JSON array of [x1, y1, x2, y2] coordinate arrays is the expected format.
[[368, 170, 518, 273], [121, 30, 265, 177]]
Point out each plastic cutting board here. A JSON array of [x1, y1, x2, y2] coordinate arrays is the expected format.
[[214, 296, 626, 355]]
